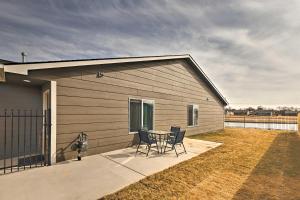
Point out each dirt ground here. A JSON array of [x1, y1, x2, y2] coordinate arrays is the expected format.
[[102, 128, 300, 200]]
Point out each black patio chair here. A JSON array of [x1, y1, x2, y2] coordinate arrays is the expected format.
[[136, 129, 159, 156], [170, 126, 180, 137], [164, 130, 187, 157]]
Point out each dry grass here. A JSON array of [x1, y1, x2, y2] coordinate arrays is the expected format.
[[102, 128, 300, 200]]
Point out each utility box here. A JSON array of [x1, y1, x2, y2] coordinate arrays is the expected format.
[[76, 132, 88, 160]]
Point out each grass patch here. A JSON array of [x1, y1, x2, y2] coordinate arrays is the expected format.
[[102, 128, 300, 200]]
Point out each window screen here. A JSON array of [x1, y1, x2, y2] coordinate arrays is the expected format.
[[188, 105, 194, 126], [188, 104, 199, 126]]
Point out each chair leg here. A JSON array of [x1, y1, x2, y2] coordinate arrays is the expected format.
[[146, 144, 151, 156], [173, 145, 178, 157], [164, 142, 168, 153], [182, 143, 187, 154], [135, 142, 141, 155]]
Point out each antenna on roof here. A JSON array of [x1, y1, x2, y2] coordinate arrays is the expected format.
[[21, 52, 27, 63]]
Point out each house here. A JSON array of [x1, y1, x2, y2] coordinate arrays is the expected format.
[[282, 110, 298, 116], [255, 109, 274, 116], [232, 110, 248, 116], [0, 54, 228, 164]]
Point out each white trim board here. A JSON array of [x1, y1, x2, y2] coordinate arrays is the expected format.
[[50, 81, 57, 164]]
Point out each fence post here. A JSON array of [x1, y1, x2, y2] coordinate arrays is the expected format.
[[298, 112, 300, 133]]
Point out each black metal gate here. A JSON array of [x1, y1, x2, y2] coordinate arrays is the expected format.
[[0, 109, 51, 175]]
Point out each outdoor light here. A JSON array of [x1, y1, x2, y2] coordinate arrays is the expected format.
[[23, 79, 31, 83], [96, 71, 104, 78]]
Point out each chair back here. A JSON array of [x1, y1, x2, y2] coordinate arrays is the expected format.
[[138, 129, 150, 144], [170, 126, 180, 136], [175, 130, 186, 143], [170, 126, 180, 132]]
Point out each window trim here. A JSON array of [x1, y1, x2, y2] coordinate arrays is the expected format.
[[187, 104, 199, 127], [128, 97, 155, 134]]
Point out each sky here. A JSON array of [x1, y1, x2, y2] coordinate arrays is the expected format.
[[0, 0, 299, 108]]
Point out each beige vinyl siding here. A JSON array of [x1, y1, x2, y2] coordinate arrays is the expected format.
[[30, 59, 224, 161]]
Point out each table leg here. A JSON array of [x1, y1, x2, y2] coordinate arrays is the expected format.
[[159, 135, 163, 154], [160, 135, 164, 153]]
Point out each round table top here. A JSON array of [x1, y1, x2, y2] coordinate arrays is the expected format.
[[148, 130, 172, 135]]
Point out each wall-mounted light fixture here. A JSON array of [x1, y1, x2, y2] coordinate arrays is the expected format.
[[96, 71, 104, 78], [23, 79, 31, 83]]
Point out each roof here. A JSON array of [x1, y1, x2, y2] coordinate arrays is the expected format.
[[3, 54, 228, 105], [0, 59, 16, 64]]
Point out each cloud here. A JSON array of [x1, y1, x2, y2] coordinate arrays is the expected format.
[[0, 0, 299, 107]]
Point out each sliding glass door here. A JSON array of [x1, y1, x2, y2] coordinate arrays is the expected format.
[[129, 99, 154, 132]]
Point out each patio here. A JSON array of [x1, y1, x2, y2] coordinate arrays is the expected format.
[[0, 138, 221, 200]]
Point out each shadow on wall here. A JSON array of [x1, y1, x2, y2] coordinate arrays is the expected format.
[[232, 131, 300, 200], [56, 133, 139, 163], [56, 137, 79, 162]]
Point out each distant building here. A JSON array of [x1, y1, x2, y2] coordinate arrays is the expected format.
[[255, 110, 274, 116], [232, 110, 248, 116], [283, 110, 298, 116]]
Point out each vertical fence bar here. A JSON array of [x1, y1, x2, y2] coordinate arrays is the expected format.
[[296, 112, 300, 133], [4, 109, 7, 174], [10, 110, 14, 173], [29, 110, 32, 168], [35, 110, 38, 167], [23, 110, 26, 170], [17, 110, 20, 171]]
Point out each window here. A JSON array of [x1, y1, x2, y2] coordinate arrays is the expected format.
[[130, 99, 142, 132], [129, 98, 154, 132], [187, 104, 199, 126]]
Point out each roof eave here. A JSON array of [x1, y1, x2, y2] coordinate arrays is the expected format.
[[3, 54, 228, 105], [4, 54, 190, 75]]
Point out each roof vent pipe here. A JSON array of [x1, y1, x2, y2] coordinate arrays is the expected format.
[[21, 52, 27, 63]]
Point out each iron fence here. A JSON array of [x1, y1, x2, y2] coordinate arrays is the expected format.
[[0, 109, 51, 175], [225, 115, 298, 131]]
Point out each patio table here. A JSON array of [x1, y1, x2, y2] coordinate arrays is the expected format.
[[148, 130, 172, 154]]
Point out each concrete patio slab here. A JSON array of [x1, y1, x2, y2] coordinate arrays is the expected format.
[[102, 138, 222, 176], [0, 138, 221, 200]]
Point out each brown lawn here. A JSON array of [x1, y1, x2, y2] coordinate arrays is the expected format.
[[102, 128, 300, 200]]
